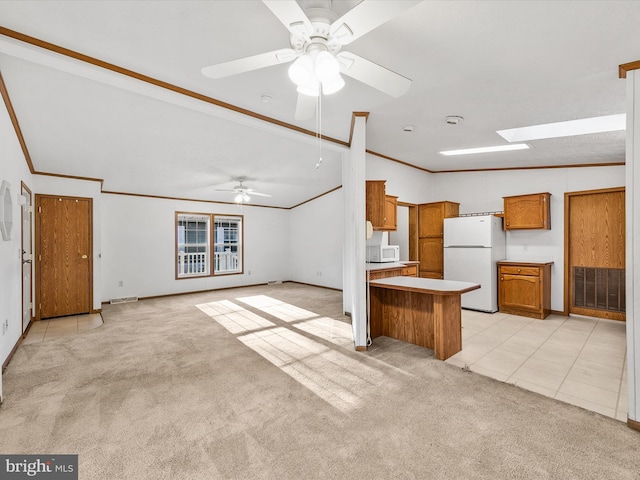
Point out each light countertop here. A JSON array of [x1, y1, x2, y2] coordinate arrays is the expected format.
[[369, 276, 480, 295]]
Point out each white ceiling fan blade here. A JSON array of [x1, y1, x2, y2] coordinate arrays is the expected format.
[[295, 93, 317, 120], [337, 51, 412, 98], [330, 0, 422, 45], [262, 0, 313, 38], [201, 48, 297, 79], [247, 190, 272, 198]]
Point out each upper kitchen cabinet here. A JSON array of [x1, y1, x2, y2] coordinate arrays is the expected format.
[[366, 180, 397, 231], [419, 202, 460, 237], [503, 192, 551, 230], [384, 195, 398, 230]]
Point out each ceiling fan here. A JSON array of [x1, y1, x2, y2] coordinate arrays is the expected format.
[[215, 180, 272, 203], [201, 0, 421, 120]]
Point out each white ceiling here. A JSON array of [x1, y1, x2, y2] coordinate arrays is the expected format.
[[0, 0, 639, 208]]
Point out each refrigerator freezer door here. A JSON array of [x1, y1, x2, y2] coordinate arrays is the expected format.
[[444, 247, 497, 312], [444, 216, 494, 248]]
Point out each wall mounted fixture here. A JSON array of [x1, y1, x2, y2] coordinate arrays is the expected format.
[[0, 180, 13, 241]]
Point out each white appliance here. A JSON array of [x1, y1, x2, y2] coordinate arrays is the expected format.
[[444, 215, 505, 312], [366, 231, 400, 263], [367, 244, 400, 263]]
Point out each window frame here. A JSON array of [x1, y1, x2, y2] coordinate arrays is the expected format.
[[175, 212, 244, 280]]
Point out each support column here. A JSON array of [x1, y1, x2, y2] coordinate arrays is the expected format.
[[624, 65, 640, 430], [343, 113, 368, 349]]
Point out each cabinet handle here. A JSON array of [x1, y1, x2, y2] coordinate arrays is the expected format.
[[517, 268, 521, 272], [500, 277, 503, 281]]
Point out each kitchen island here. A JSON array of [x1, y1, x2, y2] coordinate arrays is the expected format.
[[368, 276, 480, 360]]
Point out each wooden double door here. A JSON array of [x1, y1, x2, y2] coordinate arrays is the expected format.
[[36, 195, 92, 320]]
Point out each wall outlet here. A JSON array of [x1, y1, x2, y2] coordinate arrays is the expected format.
[[118, 280, 124, 287]]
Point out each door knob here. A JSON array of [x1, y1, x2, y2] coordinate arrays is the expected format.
[[81, 255, 88, 259]]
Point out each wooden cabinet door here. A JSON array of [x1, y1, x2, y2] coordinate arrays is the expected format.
[[419, 237, 443, 277], [383, 196, 397, 230], [366, 181, 386, 229], [37, 195, 92, 319], [504, 193, 550, 230], [499, 274, 540, 312], [419, 204, 443, 237]]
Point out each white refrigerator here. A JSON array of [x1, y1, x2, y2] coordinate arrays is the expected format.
[[443, 215, 505, 312]]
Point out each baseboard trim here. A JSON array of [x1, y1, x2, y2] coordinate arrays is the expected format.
[[101, 281, 343, 305], [2, 332, 24, 373], [628, 417, 640, 432]]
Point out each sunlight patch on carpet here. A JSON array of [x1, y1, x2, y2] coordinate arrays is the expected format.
[[198, 295, 397, 413]]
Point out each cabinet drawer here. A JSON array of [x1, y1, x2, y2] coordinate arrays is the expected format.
[[401, 265, 418, 277], [499, 266, 539, 276]]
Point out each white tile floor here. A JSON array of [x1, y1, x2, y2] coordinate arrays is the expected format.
[[445, 310, 627, 422], [22, 313, 103, 344]]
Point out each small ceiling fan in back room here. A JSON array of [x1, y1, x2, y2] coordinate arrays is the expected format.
[[201, 0, 421, 120], [215, 180, 272, 204]]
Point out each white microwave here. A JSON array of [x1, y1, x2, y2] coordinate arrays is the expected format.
[[367, 245, 400, 263]]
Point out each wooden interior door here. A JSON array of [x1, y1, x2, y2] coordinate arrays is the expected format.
[[566, 188, 625, 321], [36, 195, 92, 319]]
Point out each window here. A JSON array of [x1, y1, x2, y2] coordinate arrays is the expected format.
[[214, 216, 242, 274], [176, 212, 243, 278]]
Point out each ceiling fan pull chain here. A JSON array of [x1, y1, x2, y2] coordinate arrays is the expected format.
[[315, 94, 323, 169]]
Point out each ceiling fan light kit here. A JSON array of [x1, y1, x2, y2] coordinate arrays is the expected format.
[[288, 49, 344, 97], [234, 193, 250, 203]]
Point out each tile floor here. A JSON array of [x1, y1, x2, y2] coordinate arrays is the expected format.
[[445, 310, 627, 422], [22, 313, 103, 344]]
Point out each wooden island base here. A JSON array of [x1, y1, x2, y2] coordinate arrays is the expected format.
[[368, 277, 480, 360]]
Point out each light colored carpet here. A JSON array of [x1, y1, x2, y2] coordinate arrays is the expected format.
[[1, 282, 639, 479]]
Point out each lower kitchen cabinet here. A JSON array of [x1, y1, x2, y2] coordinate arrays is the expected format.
[[497, 261, 553, 319]]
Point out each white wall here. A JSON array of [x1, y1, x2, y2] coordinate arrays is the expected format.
[[625, 68, 639, 424], [366, 153, 433, 204], [100, 194, 290, 301], [288, 187, 344, 290], [0, 87, 33, 377], [430, 166, 626, 311], [33, 175, 103, 311]]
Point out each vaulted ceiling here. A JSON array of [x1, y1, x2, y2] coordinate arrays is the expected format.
[[1, 1, 639, 208]]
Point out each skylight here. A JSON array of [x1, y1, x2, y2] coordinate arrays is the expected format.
[[497, 114, 626, 142]]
